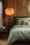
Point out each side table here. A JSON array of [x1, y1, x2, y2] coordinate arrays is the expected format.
[[0, 29, 8, 39]]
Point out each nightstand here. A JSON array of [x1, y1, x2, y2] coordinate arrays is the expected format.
[[0, 29, 8, 39]]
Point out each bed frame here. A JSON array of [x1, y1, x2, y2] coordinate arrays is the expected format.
[[12, 17, 30, 45], [12, 40, 30, 44]]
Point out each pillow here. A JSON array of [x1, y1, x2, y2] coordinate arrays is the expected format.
[[16, 18, 23, 25], [26, 21, 30, 25], [16, 17, 30, 25], [22, 20, 27, 25]]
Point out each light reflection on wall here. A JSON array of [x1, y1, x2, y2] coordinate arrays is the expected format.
[[28, 2, 30, 11]]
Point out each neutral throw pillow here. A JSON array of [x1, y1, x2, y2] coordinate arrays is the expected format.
[[22, 20, 27, 25], [26, 21, 30, 25]]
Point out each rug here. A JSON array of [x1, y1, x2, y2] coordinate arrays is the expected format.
[[0, 39, 8, 45]]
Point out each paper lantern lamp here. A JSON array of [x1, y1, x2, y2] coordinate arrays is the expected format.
[[5, 8, 14, 16], [5, 8, 14, 31]]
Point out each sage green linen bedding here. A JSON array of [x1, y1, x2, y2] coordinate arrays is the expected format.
[[7, 25, 30, 45]]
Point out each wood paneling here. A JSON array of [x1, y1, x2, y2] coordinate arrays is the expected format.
[[13, 0, 28, 17], [21, 0, 28, 16], [4, 0, 30, 17], [14, 0, 17, 16], [5, 0, 8, 29], [5, 0, 8, 9], [28, 0, 30, 16], [5, 0, 30, 29]]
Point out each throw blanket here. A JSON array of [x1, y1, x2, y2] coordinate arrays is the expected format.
[[7, 25, 30, 45]]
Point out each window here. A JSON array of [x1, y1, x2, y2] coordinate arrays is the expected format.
[[0, 1, 3, 28]]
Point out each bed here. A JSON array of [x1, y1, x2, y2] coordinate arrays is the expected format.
[[7, 17, 30, 45]]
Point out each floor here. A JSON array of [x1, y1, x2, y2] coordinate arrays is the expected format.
[[0, 39, 30, 45], [0, 34, 30, 45], [0, 39, 8, 45], [0, 34, 8, 45]]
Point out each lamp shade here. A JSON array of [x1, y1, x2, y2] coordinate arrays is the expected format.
[[5, 8, 14, 16]]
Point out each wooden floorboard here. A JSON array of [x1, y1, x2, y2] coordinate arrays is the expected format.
[[0, 39, 8, 45]]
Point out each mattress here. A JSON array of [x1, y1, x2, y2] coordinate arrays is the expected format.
[[7, 25, 30, 45]]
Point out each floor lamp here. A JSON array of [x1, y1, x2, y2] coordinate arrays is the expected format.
[[5, 8, 14, 32]]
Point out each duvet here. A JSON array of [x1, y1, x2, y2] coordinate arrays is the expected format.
[[7, 25, 30, 45]]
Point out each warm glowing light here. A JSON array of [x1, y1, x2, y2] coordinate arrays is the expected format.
[[28, 2, 30, 11], [28, 5, 30, 11], [5, 8, 14, 16]]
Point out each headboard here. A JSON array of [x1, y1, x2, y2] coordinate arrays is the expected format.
[[15, 17, 30, 25], [15, 16, 28, 18]]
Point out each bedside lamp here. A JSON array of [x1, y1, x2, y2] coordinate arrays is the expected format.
[[5, 8, 14, 30]]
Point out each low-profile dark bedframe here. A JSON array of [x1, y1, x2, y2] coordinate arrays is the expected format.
[[11, 17, 30, 45], [12, 40, 30, 44]]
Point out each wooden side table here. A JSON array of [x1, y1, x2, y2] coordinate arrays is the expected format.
[[0, 29, 8, 39]]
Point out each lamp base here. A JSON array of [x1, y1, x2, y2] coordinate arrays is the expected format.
[[8, 16, 11, 32]]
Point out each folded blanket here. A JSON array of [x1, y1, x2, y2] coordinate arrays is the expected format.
[[7, 25, 30, 45]]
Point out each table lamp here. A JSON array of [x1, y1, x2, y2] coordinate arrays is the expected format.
[[5, 7, 14, 31]]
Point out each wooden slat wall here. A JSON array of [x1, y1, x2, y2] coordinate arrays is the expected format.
[[5, 0, 8, 29], [3, 0, 30, 17], [14, 0, 17, 17], [5, 0, 30, 29], [28, 0, 30, 16], [21, 0, 28, 16]]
